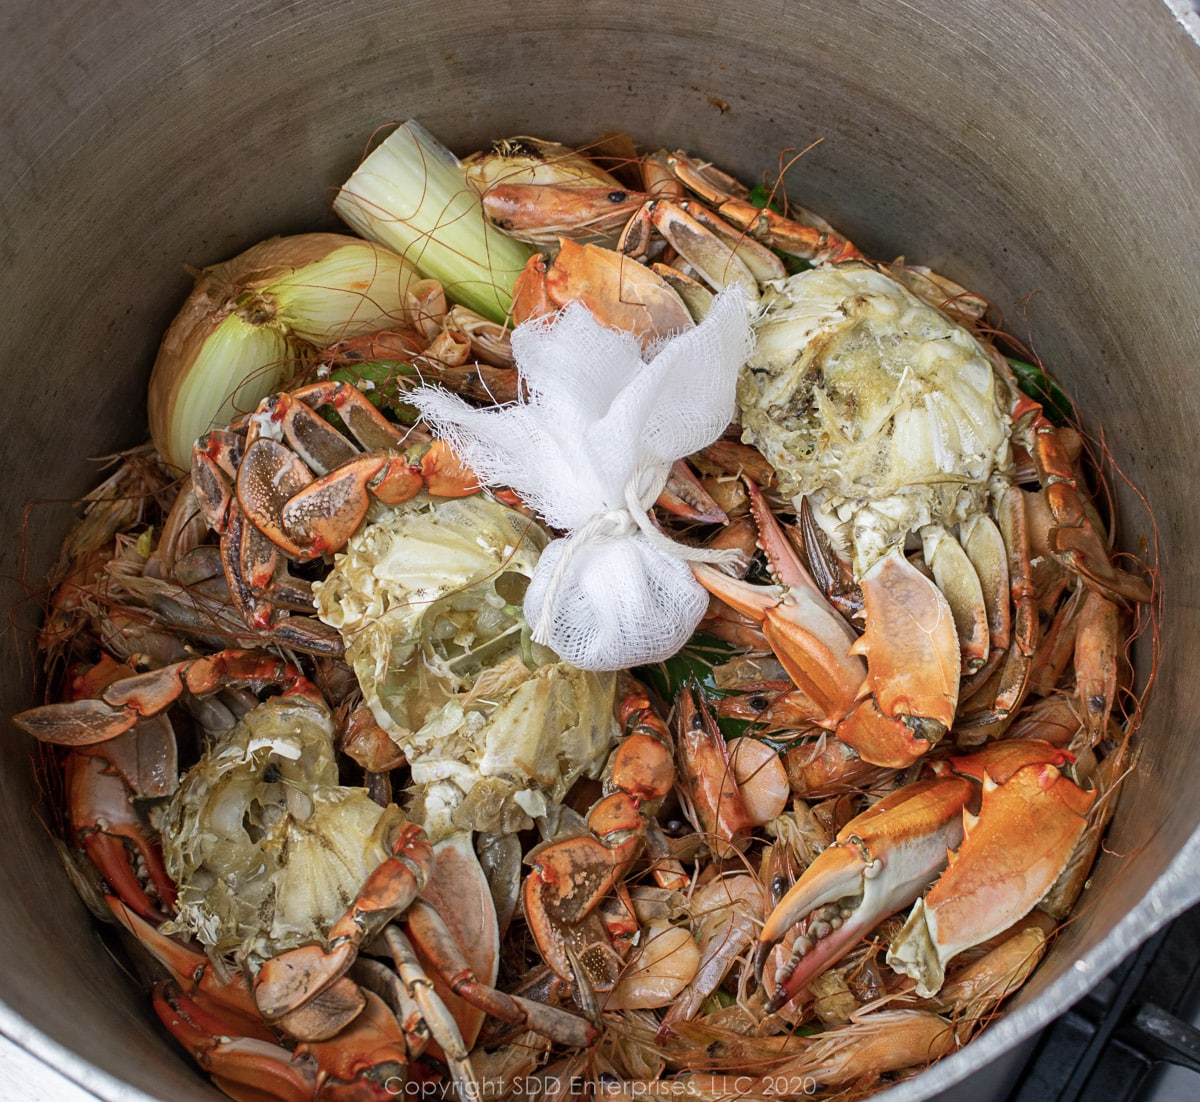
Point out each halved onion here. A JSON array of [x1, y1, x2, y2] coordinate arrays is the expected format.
[[147, 233, 418, 470]]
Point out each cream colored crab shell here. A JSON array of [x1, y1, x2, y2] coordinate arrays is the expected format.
[[313, 493, 618, 840], [160, 694, 404, 966], [739, 264, 1014, 576]]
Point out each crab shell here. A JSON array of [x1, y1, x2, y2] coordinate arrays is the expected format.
[[312, 493, 620, 840], [738, 262, 1014, 578]]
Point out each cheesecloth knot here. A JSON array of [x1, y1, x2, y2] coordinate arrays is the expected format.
[[408, 285, 754, 670]]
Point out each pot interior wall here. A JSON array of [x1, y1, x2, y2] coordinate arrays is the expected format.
[[2, 2, 1199, 1098]]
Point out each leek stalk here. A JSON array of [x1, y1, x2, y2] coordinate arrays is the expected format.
[[334, 120, 534, 325]]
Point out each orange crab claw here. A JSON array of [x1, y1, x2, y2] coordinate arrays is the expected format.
[[275, 455, 420, 557], [841, 546, 961, 752], [756, 776, 972, 1012], [944, 737, 1078, 785], [108, 895, 260, 1018], [156, 980, 413, 1102], [193, 380, 481, 635], [887, 742, 1096, 997], [512, 238, 694, 349], [414, 438, 479, 499], [299, 989, 415, 1101], [657, 459, 729, 524], [521, 792, 647, 990], [66, 754, 177, 921], [692, 494, 862, 721], [694, 481, 960, 768], [154, 981, 317, 1102]]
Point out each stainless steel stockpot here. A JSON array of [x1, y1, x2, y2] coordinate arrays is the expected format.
[[2, 1, 1199, 1098]]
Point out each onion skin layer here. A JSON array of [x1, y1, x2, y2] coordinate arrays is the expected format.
[[148, 233, 417, 470]]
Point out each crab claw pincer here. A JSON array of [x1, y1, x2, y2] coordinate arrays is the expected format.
[[886, 741, 1096, 996], [694, 479, 960, 768], [755, 776, 972, 1012], [757, 739, 1096, 1010]]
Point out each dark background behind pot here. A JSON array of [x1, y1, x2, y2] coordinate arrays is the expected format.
[[2, 1, 1199, 1098]]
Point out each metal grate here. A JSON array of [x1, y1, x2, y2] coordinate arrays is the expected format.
[[1007, 901, 1200, 1101]]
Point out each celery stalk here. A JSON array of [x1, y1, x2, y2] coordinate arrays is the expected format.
[[334, 121, 534, 325]]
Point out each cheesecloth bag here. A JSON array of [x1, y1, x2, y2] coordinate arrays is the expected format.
[[408, 285, 753, 670]]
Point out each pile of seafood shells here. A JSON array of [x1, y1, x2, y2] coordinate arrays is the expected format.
[[15, 129, 1155, 1102]]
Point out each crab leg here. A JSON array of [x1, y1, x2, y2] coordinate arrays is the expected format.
[[755, 776, 972, 1012], [674, 199, 789, 284], [254, 821, 435, 1027], [957, 483, 1037, 741], [404, 902, 598, 1049], [886, 740, 1095, 997], [238, 439, 474, 564], [842, 546, 961, 758], [1014, 395, 1152, 605], [154, 982, 320, 1102], [522, 686, 676, 990], [14, 649, 316, 746], [619, 199, 770, 298], [287, 380, 408, 452], [45, 659, 181, 919], [117, 893, 350, 1101], [664, 151, 863, 265], [272, 394, 360, 473], [958, 512, 1012, 688], [194, 379, 478, 635], [158, 980, 416, 1102], [921, 524, 990, 675], [383, 925, 480, 1102], [236, 438, 321, 559], [694, 491, 862, 720], [194, 426, 336, 633]]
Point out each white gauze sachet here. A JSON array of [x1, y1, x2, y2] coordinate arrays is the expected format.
[[408, 285, 753, 670]]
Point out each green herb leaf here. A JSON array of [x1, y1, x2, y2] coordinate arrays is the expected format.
[[749, 185, 780, 213], [636, 632, 755, 739], [637, 632, 739, 701], [1008, 358, 1074, 426]]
